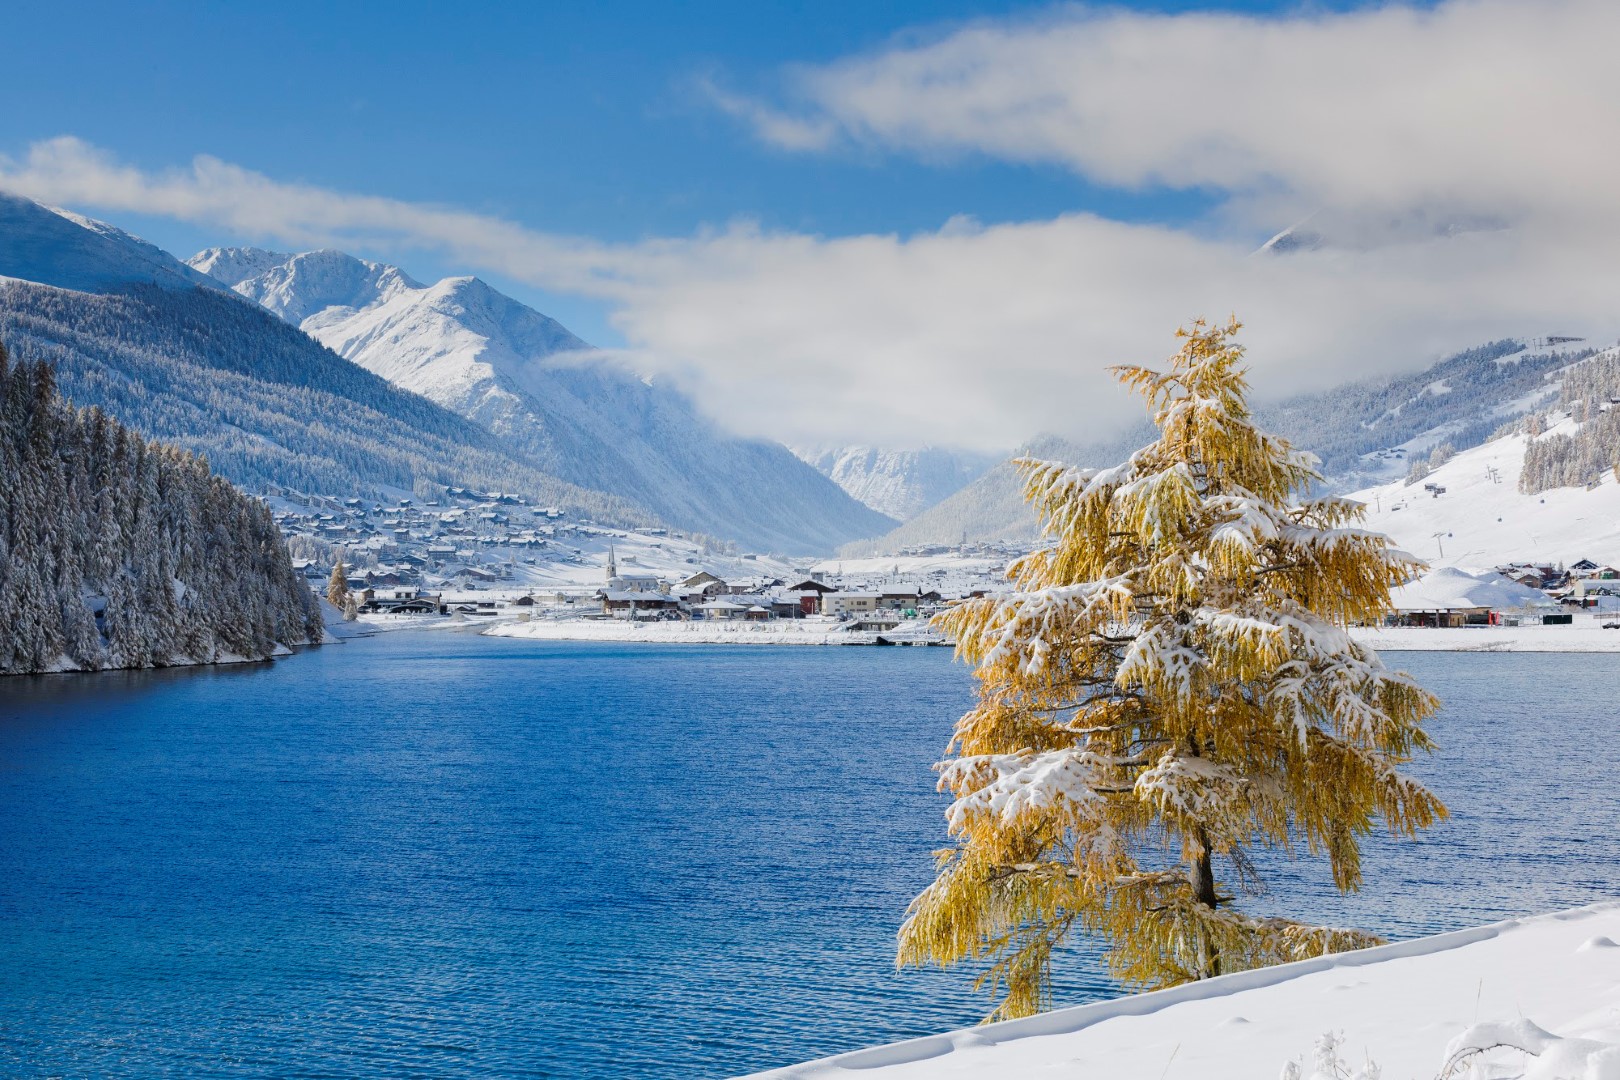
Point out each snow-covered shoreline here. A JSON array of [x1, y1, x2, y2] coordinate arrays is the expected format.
[[1351, 623, 1620, 652], [747, 901, 1620, 1079], [482, 617, 945, 647], [480, 617, 1620, 652], [6, 643, 300, 678]]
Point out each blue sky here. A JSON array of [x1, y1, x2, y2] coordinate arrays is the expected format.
[[6, 0, 1391, 345], [5, 0, 1603, 452]]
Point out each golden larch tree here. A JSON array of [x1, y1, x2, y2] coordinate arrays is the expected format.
[[898, 319, 1446, 1020], [327, 555, 350, 610]]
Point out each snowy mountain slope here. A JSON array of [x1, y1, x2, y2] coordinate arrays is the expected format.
[[193, 246, 896, 553], [187, 245, 291, 290], [792, 445, 995, 521], [839, 430, 1151, 555], [1255, 337, 1585, 487], [848, 337, 1595, 555], [0, 195, 654, 522], [1349, 416, 1620, 569], [0, 192, 225, 294]]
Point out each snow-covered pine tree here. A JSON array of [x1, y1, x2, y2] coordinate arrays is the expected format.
[[327, 555, 350, 609], [898, 320, 1446, 1019]]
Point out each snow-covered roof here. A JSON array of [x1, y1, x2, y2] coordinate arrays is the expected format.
[[1388, 567, 1550, 611]]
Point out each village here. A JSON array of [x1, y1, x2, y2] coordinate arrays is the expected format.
[[267, 486, 1016, 638], [264, 485, 1620, 644]]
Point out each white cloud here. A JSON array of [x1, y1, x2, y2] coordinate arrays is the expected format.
[[699, 78, 838, 153], [735, 0, 1620, 235]]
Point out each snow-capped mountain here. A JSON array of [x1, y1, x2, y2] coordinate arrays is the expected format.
[[0, 193, 652, 523], [192, 246, 895, 552], [0, 192, 224, 294], [1256, 210, 1508, 255], [793, 445, 995, 521]]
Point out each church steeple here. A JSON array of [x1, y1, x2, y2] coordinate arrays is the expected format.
[[606, 541, 618, 583]]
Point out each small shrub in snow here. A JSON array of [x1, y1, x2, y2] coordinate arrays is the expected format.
[[1281, 1031, 1380, 1080]]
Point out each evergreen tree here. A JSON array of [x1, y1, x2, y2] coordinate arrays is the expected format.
[[327, 556, 350, 609], [898, 320, 1446, 1019]]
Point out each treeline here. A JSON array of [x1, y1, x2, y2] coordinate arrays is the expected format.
[[0, 282, 657, 526], [0, 345, 323, 675], [1520, 354, 1620, 495], [1256, 339, 1578, 482]]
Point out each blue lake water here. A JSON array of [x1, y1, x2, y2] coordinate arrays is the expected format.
[[1, 632, 1618, 1078]]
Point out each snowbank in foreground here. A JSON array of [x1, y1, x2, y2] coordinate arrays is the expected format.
[[1351, 623, 1620, 652], [747, 902, 1620, 1080], [483, 618, 942, 647]]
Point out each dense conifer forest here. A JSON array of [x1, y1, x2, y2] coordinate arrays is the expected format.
[[1520, 353, 1620, 494], [0, 343, 323, 675]]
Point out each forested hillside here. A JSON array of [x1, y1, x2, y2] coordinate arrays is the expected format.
[[1253, 338, 1579, 481], [0, 193, 654, 526], [0, 345, 323, 675], [1520, 350, 1620, 494], [0, 281, 655, 524]]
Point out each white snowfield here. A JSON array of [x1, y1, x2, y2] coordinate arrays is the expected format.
[[746, 902, 1620, 1080], [480, 613, 1620, 651], [1350, 419, 1620, 569]]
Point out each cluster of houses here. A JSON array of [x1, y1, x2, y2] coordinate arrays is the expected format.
[[274, 487, 681, 595], [592, 551, 948, 629], [335, 555, 961, 627], [1497, 558, 1619, 594], [285, 482, 1620, 636], [271, 483, 1013, 624]]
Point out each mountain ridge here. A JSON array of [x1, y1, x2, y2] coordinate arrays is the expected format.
[[792, 444, 996, 521], [0, 192, 656, 524], [191, 245, 896, 552]]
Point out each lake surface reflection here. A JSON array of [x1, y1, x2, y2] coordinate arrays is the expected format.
[[1, 634, 1617, 1077]]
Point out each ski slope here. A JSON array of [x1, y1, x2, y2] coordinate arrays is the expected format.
[[1349, 421, 1620, 569]]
